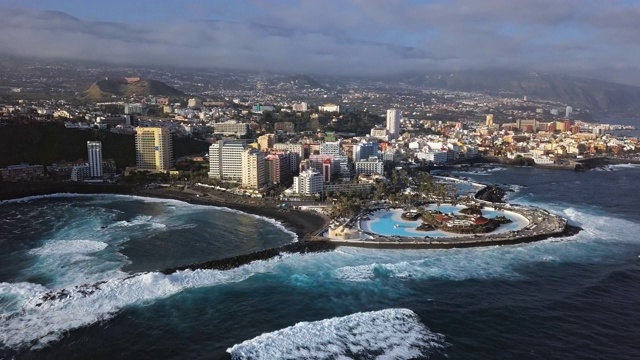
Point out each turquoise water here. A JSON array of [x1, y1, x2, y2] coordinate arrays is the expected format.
[[360, 204, 528, 238]]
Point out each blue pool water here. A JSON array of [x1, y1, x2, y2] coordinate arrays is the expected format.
[[360, 205, 528, 238]]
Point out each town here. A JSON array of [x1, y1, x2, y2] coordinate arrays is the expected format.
[[1, 69, 637, 198]]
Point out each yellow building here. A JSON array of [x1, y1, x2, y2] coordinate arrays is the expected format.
[[135, 127, 173, 171], [486, 114, 494, 127], [241, 149, 266, 189], [257, 134, 275, 150]]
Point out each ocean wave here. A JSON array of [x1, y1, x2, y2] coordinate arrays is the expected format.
[[591, 163, 640, 172], [29, 240, 108, 256], [0, 192, 110, 205], [0, 256, 286, 350], [227, 308, 448, 360], [333, 253, 520, 283], [608, 163, 640, 169], [111, 215, 167, 230], [26, 240, 128, 288]]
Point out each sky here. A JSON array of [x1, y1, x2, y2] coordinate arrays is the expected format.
[[0, 0, 639, 86]]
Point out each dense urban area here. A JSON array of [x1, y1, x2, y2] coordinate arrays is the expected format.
[[1, 59, 638, 202]]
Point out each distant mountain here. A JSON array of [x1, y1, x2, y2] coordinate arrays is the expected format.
[[83, 78, 184, 101], [412, 70, 640, 118]]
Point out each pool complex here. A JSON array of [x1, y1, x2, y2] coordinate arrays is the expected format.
[[360, 205, 529, 238]]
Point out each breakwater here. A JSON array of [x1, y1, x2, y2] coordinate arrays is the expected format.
[[161, 240, 336, 274], [36, 240, 336, 305]]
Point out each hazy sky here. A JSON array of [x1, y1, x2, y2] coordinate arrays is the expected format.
[[1, 0, 639, 85]]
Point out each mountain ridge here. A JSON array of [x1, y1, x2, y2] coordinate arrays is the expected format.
[[82, 78, 184, 101], [405, 69, 640, 117]]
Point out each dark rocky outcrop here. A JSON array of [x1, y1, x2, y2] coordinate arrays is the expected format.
[[475, 185, 509, 203], [161, 240, 336, 274]]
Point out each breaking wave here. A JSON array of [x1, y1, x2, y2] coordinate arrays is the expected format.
[[0, 256, 286, 350], [227, 308, 448, 359]]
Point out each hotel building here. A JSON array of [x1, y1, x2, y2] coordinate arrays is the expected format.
[[87, 141, 103, 178], [241, 149, 266, 190], [386, 109, 401, 140], [135, 127, 173, 171], [208, 140, 248, 181]]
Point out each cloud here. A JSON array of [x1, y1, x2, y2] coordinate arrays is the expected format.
[[0, 1, 639, 86]]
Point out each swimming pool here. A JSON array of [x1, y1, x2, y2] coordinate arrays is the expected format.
[[360, 205, 529, 238]]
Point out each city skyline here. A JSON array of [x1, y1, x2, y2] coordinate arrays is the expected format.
[[0, 1, 639, 86]]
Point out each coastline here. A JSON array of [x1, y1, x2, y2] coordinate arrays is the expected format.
[[135, 187, 330, 241], [0, 182, 330, 242], [0, 179, 580, 253]]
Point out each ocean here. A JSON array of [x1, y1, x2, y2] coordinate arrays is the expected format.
[[1, 165, 640, 359]]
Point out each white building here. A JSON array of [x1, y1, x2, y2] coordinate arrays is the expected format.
[[318, 103, 340, 112], [124, 103, 144, 115], [386, 109, 401, 140], [355, 156, 384, 175], [87, 141, 103, 178], [208, 140, 248, 181], [292, 169, 324, 196], [565, 106, 573, 118], [320, 140, 342, 156], [212, 122, 249, 136], [417, 150, 449, 164], [292, 102, 308, 112], [370, 127, 390, 141]]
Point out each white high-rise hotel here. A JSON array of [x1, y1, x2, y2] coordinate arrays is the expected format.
[[386, 109, 401, 140], [208, 140, 248, 181], [87, 141, 103, 178]]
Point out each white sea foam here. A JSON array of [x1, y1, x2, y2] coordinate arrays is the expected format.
[[26, 240, 128, 288], [111, 215, 167, 230], [0, 256, 285, 350], [29, 240, 108, 256], [227, 308, 447, 360], [333, 249, 520, 283], [592, 163, 640, 171]]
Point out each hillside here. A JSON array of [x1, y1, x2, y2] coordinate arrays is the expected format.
[[0, 123, 209, 169], [83, 78, 184, 101], [414, 70, 640, 118], [287, 74, 328, 89]]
